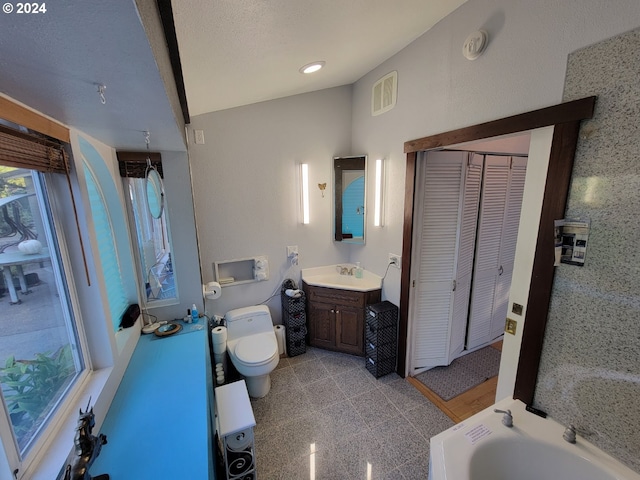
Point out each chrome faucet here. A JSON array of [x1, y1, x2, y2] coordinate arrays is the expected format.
[[494, 409, 513, 427], [563, 425, 576, 444], [336, 265, 353, 275]]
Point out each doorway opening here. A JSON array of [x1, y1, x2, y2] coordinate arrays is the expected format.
[[398, 97, 596, 409]]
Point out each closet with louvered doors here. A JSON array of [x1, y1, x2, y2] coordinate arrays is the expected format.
[[409, 151, 527, 375], [466, 155, 527, 350]]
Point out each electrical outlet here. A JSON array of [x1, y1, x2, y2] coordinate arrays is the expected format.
[[194, 129, 205, 144], [287, 246, 299, 265], [389, 253, 401, 268]]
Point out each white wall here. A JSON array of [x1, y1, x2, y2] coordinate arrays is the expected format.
[[188, 86, 353, 320], [349, 0, 640, 394]]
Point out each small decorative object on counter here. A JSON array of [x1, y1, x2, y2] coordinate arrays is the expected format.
[[63, 398, 109, 480], [355, 262, 363, 279]]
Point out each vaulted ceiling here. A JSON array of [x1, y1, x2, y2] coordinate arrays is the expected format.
[[0, 0, 466, 152]]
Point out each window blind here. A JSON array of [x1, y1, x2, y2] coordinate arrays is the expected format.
[[0, 124, 68, 173], [84, 164, 129, 331], [116, 151, 163, 178]]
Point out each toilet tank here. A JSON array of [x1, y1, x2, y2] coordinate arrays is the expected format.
[[225, 305, 273, 341]]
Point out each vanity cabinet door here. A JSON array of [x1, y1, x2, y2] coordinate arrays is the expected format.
[[308, 301, 335, 350], [304, 281, 380, 356], [335, 306, 363, 355]]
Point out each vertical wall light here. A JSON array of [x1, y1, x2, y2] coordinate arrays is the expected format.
[[301, 163, 310, 224], [373, 158, 384, 227]]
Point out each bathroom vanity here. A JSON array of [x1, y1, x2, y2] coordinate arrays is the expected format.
[[303, 281, 381, 355]]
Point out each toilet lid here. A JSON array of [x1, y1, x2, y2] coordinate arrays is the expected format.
[[235, 333, 277, 365]]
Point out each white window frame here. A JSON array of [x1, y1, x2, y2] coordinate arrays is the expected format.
[[0, 131, 141, 480]]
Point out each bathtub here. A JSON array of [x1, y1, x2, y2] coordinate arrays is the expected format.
[[429, 398, 640, 480]]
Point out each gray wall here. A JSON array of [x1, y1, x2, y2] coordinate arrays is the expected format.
[[534, 28, 640, 472], [188, 86, 353, 320]]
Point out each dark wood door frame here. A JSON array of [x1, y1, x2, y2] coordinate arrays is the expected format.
[[398, 96, 596, 405]]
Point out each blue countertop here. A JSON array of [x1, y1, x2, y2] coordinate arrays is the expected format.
[[91, 326, 212, 479]]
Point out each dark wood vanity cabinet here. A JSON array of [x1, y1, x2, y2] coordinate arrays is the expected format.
[[303, 281, 381, 356]]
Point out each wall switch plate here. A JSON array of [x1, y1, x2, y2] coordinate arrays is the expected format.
[[194, 129, 205, 144], [389, 253, 401, 268], [505, 318, 517, 335]]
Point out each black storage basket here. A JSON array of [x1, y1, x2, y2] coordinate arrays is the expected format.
[[284, 310, 306, 328], [365, 340, 396, 361], [365, 301, 398, 378], [365, 323, 397, 347], [366, 301, 398, 329], [366, 356, 396, 378], [281, 291, 306, 315], [287, 338, 306, 357]]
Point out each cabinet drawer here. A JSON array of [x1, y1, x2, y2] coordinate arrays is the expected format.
[[307, 286, 364, 307]]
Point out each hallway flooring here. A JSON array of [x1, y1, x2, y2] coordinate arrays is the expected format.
[[408, 341, 502, 423]]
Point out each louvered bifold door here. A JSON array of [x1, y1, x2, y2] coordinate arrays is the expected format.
[[448, 154, 483, 364], [467, 155, 511, 350], [410, 151, 467, 373], [490, 156, 528, 340]]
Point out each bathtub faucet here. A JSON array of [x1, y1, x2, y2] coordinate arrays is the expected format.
[[494, 408, 513, 427], [563, 424, 576, 444]]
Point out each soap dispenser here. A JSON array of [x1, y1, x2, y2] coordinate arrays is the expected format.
[[191, 303, 199, 323], [355, 262, 363, 279]]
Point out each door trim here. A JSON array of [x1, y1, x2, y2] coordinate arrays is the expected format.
[[399, 96, 596, 405]]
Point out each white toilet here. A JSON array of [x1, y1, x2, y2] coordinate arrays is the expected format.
[[225, 305, 279, 398]]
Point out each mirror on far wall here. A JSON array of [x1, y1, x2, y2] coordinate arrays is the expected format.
[[334, 155, 366, 244], [146, 167, 164, 219]]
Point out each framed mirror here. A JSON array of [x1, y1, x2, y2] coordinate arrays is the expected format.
[[146, 167, 164, 219], [334, 155, 366, 244]]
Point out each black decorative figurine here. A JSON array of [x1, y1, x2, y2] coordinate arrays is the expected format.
[[63, 399, 109, 480]]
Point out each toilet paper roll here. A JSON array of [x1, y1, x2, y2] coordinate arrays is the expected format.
[[214, 352, 225, 364], [211, 326, 227, 355], [203, 281, 222, 300], [274, 324, 286, 356]]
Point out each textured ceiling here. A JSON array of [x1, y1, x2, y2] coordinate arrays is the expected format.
[[0, 0, 466, 152], [0, 1, 185, 151], [172, 0, 467, 116]]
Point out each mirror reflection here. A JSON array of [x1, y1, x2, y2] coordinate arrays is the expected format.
[[146, 167, 164, 219], [126, 172, 177, 304], [334, 155, 366, 244]]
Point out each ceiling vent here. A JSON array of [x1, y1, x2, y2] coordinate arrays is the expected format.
[[371, 71, 397, 116]]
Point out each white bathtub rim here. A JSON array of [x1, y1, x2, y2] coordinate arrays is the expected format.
[[429, 398, 640, 480]]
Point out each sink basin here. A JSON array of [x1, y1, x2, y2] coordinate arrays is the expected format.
[[301, 265, 382, 292]]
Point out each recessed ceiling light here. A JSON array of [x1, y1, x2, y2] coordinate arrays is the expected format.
[[299, 61, 325, 74]]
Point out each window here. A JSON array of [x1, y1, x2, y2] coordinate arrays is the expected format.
[[125, 177, 176, 303], [0, 167, 84, 457]]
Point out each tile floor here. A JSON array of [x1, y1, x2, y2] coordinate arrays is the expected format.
[[250, 347, 454, 479]]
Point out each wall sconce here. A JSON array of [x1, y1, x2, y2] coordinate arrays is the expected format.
[[301, 163, 310, 224], [374, 158, 384, 227]]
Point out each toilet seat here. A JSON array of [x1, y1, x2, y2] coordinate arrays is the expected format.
[[234, 333, 278, 366]]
